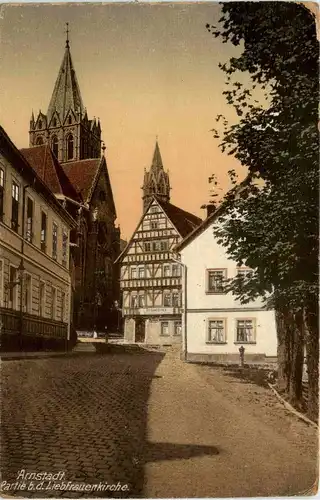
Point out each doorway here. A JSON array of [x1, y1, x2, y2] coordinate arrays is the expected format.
[[135, 318, 146, 343]]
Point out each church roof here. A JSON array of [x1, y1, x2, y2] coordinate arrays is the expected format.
[[156, 198, 202, 238], [20, 145, 81, 202], [62, 158, 100, 202], [47, 41, 84, 122], [1, 127, 75, 228]]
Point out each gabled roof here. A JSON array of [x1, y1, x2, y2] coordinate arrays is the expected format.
[[157, 198, 202, 238], [115, 196, 202, 263], [62, 156, 117, 216], [20, 145, 81, 202], [0, 126, 75, 228], [47, 41, 84, 122], [175, 174, 253, 252]]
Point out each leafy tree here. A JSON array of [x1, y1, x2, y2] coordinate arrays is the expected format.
[[207, 2, 318, 420]]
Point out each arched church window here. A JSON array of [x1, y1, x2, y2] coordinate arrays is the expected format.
[[67, 134, 74, 160], [36, 136, 44, 145], [52, 136, 59, 158]]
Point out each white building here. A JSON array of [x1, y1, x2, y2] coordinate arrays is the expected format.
[[176, 208, 277, 364], [0, 126, 76, 351]]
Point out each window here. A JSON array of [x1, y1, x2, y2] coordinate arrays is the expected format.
[[174, 322, 182, 336], [0, 260, 3, 307], [131, 267, 137, 279], [52, 223, 58, 260], [68, 116, 72, 125], [160, 240, 169, 251], [99, 190, 106, 202], [38, 120, 42, 129], [41, 211, 47, 252], [163, 292, 171, 307], [237, 268, 253, 278], [138, 294, 145, 307], [130, 295, 138, 308], [24, 274, 32, 314], [11, 181, 19, 232], [236, 319, 256, 343], [163, 264, 170, 277], [61, 292, 65, 322], [172, 264, 180, 277], [67, 134, 74, 160], [151, 221, 158, 229], [52, 136, 59, 158], [172, 292, 180, 307], [0, 168, 4, 220], [160, 322, 169, 336], [51, 287, 57, 319], [208, 319, 226, 343], [207, 269, 226, 293], [150, 206, 158, 214], [53, 118, 57, 127], [62, 232, 68, 267], [144, 242, 151, 252], [39, 281, 45, 317], [36, 136, 44, 145], [9, 266, 17, 309], [138, 267, 145, 279], [26, 197, 33, 243]]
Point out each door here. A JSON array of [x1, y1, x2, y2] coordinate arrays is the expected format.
[[135, 318, 145, 343]]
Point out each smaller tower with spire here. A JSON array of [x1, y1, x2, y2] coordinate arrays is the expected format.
[[142, 140, 171, 212]]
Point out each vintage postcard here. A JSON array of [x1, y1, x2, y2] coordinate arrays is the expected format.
[[0, 1, 318, 498]]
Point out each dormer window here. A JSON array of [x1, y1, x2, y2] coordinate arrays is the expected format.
[[68, 116, 72, 125], [53, 118, 57, 127], [38, 120, 42, 129], [36, 136, 44, 145], [66, 134, 74, 160]]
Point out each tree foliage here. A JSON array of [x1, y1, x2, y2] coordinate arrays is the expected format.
[[208, 2, 318, 419]]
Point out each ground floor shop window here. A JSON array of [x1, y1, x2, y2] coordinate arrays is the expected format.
[[160, 321, 169, 336]]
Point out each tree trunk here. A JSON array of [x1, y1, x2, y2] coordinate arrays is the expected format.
[[304, 302, 319, 422], [287, 309, 304, 409], [275, 308, 291, 393]]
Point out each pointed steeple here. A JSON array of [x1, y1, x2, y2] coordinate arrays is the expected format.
[[151, 140, 163, 170], [142, 140, 171, 212], [47, 27, 84, 122]]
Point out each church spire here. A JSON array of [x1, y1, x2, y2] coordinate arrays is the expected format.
[[46, 25, 84, 122], [142, 140, 171, 212]]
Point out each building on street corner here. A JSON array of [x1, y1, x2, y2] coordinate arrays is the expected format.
[[0, 126, 76, 351], [175, 185, 278, 364], [116, 142, 202, 345]]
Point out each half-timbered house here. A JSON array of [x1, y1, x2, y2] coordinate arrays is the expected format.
[[117, 194, 201, 345]]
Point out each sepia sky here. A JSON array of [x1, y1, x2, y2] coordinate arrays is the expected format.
[[0, 2, 248, 240]]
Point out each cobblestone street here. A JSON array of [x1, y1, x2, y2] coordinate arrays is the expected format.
[[1, 346, 318, 498]]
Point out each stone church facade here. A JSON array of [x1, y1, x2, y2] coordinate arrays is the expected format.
[[25, 34, 121, 331]]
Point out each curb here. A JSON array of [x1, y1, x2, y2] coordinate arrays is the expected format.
[[268, 382, 318, 429]]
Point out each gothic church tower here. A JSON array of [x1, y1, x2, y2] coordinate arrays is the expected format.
[[29, 29, 101, 162], [142, 141, 171, 212]]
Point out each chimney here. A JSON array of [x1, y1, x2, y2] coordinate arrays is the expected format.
[[206, 204, 216, 218]]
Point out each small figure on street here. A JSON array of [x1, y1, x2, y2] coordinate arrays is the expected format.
[[105, 325, 108, 343], [93, 326, 98, 339]]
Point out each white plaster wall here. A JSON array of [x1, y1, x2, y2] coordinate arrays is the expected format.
[[180, 221, 277, 357], [186, 310, 277, 356]]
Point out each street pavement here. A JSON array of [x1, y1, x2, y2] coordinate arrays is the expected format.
[[1, 346, 318, 498]]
